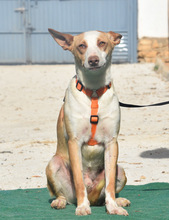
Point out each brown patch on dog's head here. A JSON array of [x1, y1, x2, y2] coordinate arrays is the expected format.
[[71, 32, 87, 66], [96, 31, 113, 56], [97, 31, 122, 56]]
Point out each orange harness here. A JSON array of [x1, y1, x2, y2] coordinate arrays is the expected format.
[[76, 78, 111, 146]]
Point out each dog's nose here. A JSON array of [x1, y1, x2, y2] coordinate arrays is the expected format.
[[88, 56, 99, 67]]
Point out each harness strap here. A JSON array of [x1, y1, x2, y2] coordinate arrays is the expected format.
[[76, 78, 111, 146], [88, 97, 99, 145]]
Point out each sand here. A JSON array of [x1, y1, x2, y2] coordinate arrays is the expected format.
[[0, 63, 168, 190]]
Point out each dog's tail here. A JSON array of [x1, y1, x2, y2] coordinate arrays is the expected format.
[[88, 178, 105, 205]]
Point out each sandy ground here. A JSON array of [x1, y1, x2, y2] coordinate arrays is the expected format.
[[0, 63, 169, 190]]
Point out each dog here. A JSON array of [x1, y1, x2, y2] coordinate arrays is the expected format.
[[46, 29, 130, 216]]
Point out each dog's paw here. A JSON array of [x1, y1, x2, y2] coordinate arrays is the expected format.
[[106, 200, 128, 216], [107, 206, 129, 216], [116, 197, 131, 207], [51, 197, 66, 209], [75, 204, 91, 216]]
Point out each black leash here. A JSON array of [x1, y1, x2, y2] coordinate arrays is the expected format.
[[64, 76, 169, 108], [119, 101, 169, 108]]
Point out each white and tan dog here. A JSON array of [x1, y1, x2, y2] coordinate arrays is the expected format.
[[46, 29, 130, 216]]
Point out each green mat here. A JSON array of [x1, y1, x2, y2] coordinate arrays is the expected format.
[[1, 183, 169, 220]]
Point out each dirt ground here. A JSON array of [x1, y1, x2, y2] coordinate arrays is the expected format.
[[0, 63, 169, 190]]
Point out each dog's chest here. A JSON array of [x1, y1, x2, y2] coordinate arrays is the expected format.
[[65, 84, 120, 145]]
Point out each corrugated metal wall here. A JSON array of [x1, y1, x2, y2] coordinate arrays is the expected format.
[[0, 0, 137, 64], [0, 0, 26, 63]]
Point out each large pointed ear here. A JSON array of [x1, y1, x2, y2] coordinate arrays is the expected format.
[[48, 28, 74, 51], [108, 31, 122, 45]]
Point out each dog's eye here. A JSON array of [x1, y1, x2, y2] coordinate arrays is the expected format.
[[79, 44, 86, 49], [99, 41, 106, 47]]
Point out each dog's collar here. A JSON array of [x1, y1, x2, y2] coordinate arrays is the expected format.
[[76, 78, 111, 98], [75, 78, 111, 146]]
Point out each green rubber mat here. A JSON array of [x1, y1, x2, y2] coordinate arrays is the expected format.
[[0, 183, 169, 220]]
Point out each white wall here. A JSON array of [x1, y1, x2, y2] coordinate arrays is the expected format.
[[138, 0, 168, 38]]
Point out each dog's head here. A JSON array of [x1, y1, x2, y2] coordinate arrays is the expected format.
[[48, 29, 122, 73]]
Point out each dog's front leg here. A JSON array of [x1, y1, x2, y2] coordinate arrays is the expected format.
[[68, 139, 91, 216], [105, 138, 128, 216]]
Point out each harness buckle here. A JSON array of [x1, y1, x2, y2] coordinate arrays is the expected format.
[[107, 83, 111, 89], [76, 80, 84, 91], [90, 115, 99, 124]]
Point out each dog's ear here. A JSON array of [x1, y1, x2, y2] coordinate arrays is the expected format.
[[48, 28, 74, 51], [108, 31, 122, 45]]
